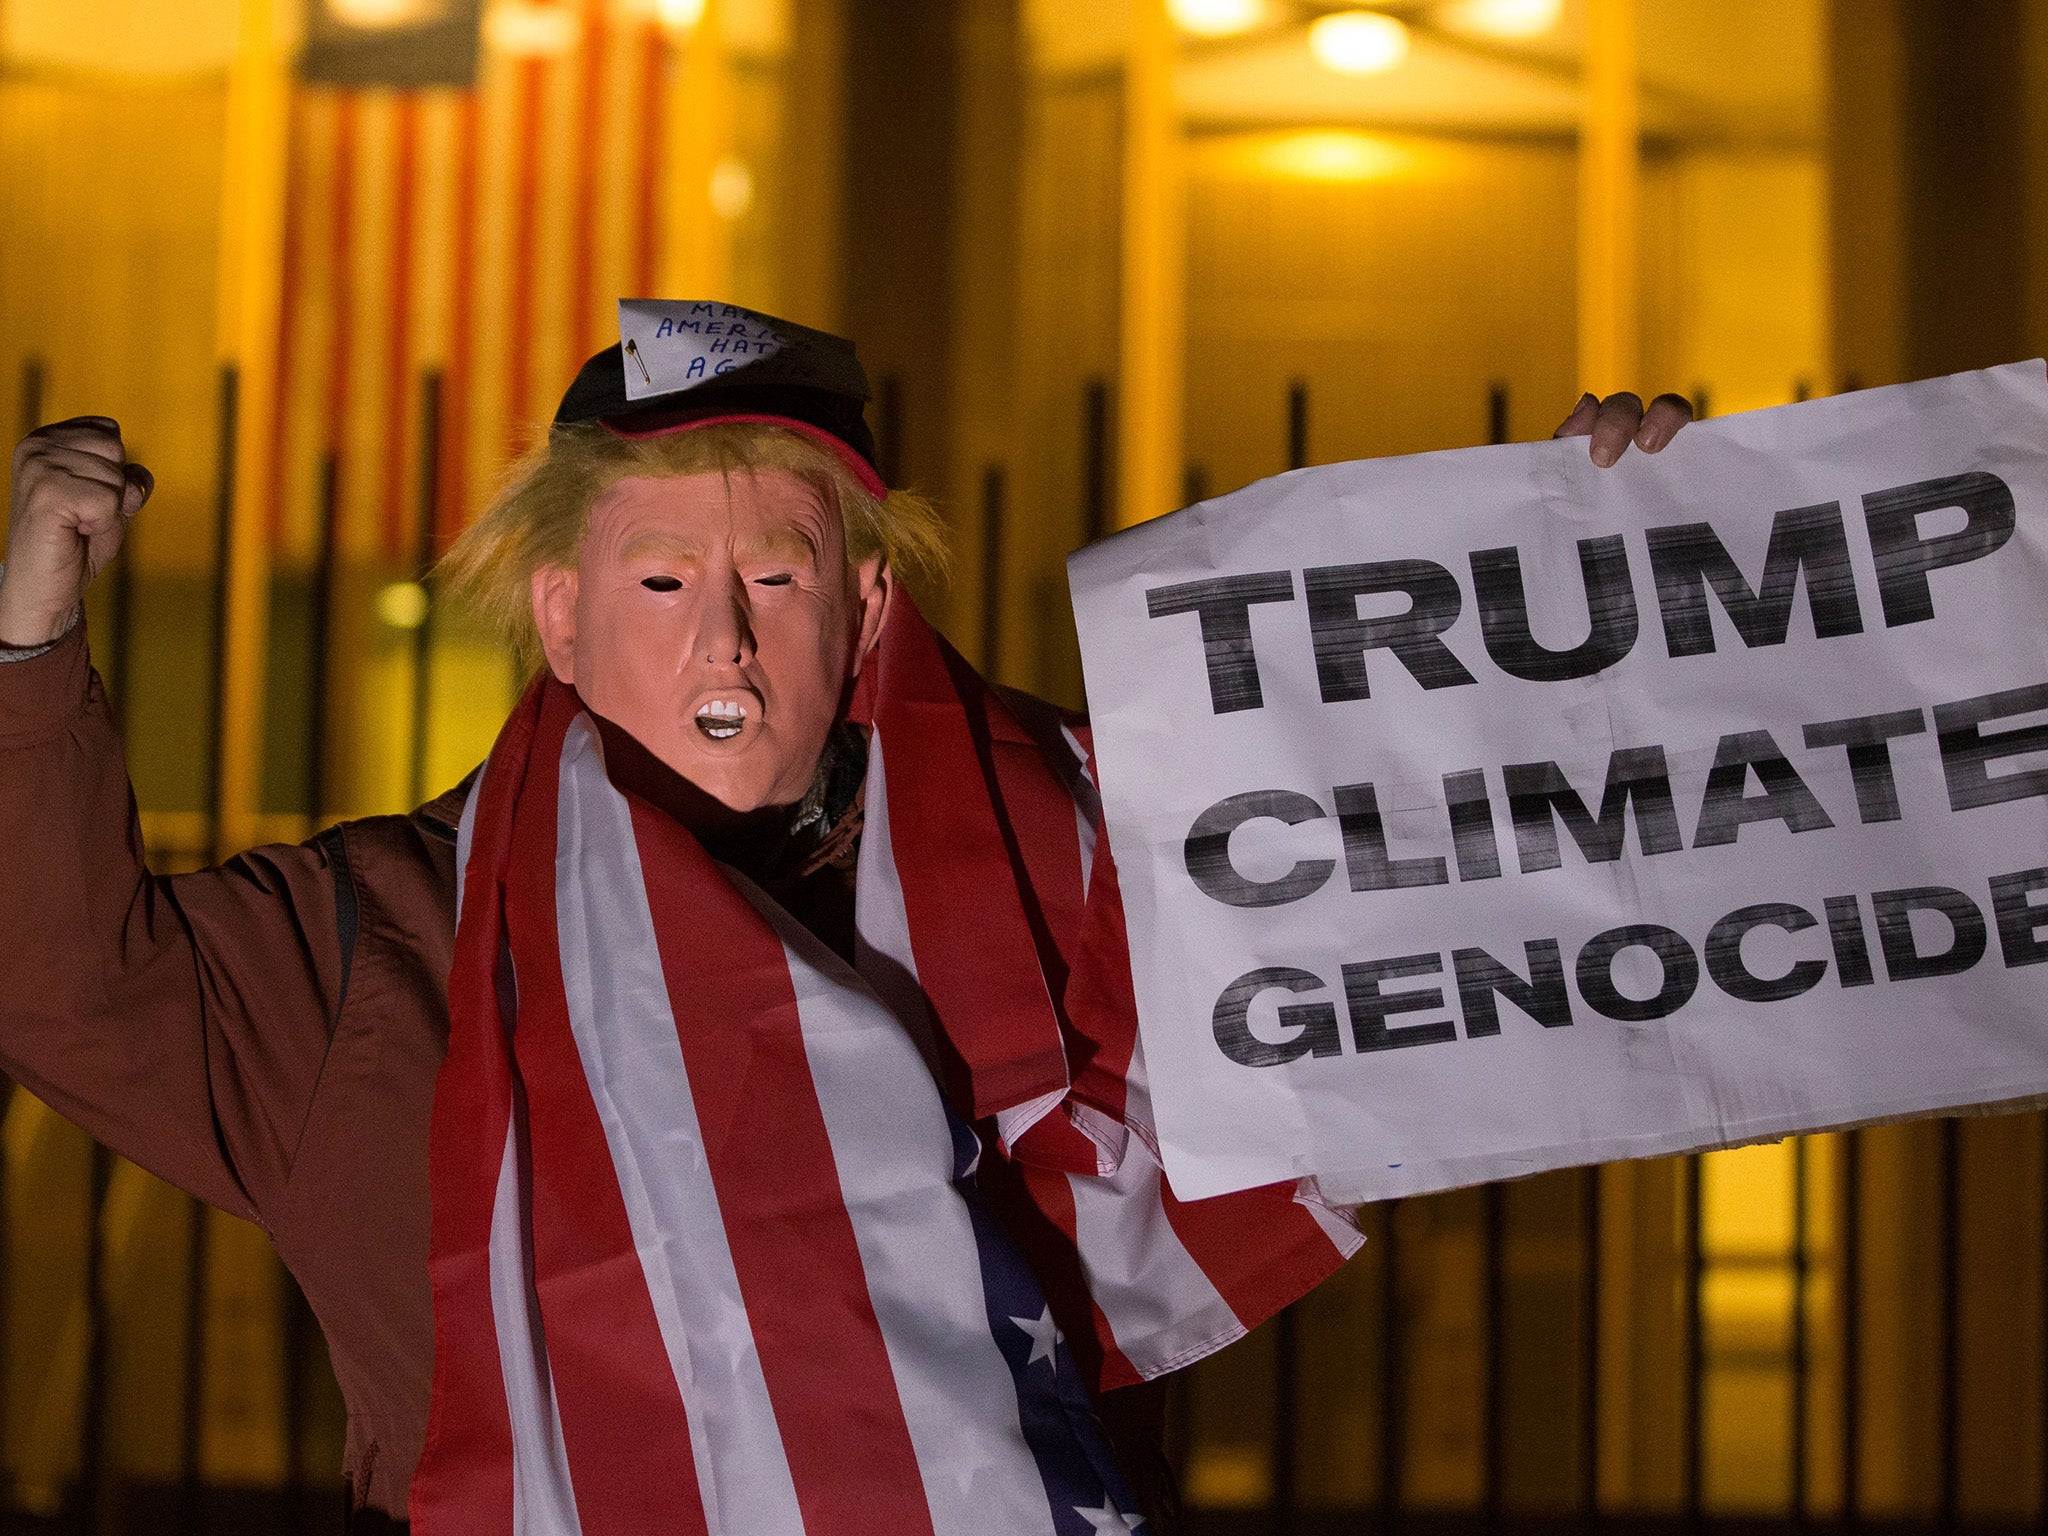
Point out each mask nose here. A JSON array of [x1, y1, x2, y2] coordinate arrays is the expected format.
[[697, 570, 756, 667]]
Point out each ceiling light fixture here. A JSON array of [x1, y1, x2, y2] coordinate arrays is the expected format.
[[1435, 0, 1562, 40], [1255, 130, 1412, 182], [484, 0, 581, 55], [1308, 9, 1411, 74], [654, 0, 706, 32], [326, 0, 442, 26], [1168, 0, 1266, 38]]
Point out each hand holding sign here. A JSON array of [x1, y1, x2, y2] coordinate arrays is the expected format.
[[1551, 389, 1696, 466], [1072, 362, 2048, 1205]]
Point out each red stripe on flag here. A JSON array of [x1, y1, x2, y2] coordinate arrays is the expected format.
[[978, 709, 1149, 1137], [412, 687, 546, 1532], [629, 798, 938, 1536], [1061, 820, 1145, 1124], [1160, 1179, 1352, 1343], [869, 597, 1070, 1119], [504, 690, 708, 1534]]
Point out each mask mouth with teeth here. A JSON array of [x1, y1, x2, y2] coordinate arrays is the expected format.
[[694, 697, 751, 741]]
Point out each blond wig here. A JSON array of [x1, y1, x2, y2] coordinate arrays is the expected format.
[[439, 421, 948, 672]]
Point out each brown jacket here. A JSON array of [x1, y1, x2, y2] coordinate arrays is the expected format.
[[0, 626, 461, 1525]]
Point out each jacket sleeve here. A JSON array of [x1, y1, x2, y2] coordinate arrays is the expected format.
[[0, 625, 345, 1223]]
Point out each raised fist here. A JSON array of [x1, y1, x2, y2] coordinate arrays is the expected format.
[[0, 417, 153, 647]]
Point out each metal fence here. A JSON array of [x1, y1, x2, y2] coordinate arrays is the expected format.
[[1, 364, 2044, 1533]]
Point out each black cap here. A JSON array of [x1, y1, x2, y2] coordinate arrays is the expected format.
[[554, 301, 884, 491]]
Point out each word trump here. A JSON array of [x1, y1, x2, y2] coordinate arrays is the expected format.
[[1212, 867, 2048, 1066], [1147, 472, 2013, 713]]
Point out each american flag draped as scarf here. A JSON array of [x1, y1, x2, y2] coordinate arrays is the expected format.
[[410, 593, 1362, 1534]]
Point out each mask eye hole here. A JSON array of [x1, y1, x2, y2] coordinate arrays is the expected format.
[[641, 575, 682, 593], [755, 573, 794, 588]]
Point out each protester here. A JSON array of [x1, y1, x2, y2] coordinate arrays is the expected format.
[[0, 302, 1689, 1533]]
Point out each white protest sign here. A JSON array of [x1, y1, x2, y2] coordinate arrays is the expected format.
[[1070, 362, 2048, 1205]]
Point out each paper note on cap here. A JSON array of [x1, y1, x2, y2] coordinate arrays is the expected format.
[[618, 299, 789, 401]]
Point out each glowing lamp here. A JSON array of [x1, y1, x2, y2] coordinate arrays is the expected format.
[[1436, 0, 1562, 39], [375, 582, 431, 631], [1308, 9, 1410, 74], [1257, 130, 1410, 181], [709, 157, 755, 220], [1168, 0, 1266, 38]]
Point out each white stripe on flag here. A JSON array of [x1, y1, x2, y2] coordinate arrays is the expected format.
[[1304, 1195, 1365, 1251], [848, 734, 943, 1077], [553, 718, 806, 1536], [724, 874, 1061, 1533], [488, 1101, 583, 1536], [1067, 1141, 1245, 1380]]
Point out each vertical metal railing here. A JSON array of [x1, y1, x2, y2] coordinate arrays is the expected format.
[[306, 453, 342, 827], [1082, 379, 1111, 547], [76, 1144, 113, 1533], [1580, 1164, 1603, 1521], [410, 370, 445, 807], [1790, 1136, 1811, 1524], [1683, 1155, 1705, 1526], [1938, 1119, 1961, 1532], [1481, 1182, 1507, 1525], [1378, 1199, 1405, 1530], [1842, 1128, 1864, 1525], [204, 363, 242, 861]]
